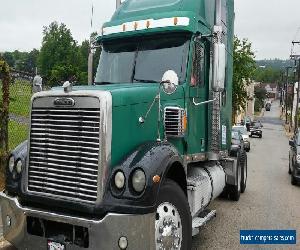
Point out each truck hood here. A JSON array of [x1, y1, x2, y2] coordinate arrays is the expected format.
[[71, 83, 184, 107]]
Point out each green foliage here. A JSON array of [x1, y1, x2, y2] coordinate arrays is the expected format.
[[254, 67, 282, 83], [233, 37, 256, 115], [254, 87, 267, 112], [8, 120, 28, 151], [38, 22, 93, 86], [2, 49, 39, 73]]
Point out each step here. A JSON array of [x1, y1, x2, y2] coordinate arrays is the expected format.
[[192, 210, 216, 236]]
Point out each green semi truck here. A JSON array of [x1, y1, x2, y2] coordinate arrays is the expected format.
[[1, 0, 247, 249]]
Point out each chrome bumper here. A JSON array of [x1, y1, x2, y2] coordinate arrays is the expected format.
[[0, 192, 155, 250]]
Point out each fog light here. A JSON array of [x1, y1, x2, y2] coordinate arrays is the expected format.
[[6, 215, 11, 227], [118, 236, 128, 249]]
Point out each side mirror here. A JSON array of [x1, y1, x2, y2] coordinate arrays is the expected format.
[[289, 139, 295, 147], [161, 70, 178, 95], [212, 43, 226, 92], [32, 75, 43, 93]]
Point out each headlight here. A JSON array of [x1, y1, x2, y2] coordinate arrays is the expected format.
[[296, 155, 300, 162], [114, 171, 125, 189], [132, 169, 146, 193], [8, 156, 15, 173], [16, 160, 22, 174]]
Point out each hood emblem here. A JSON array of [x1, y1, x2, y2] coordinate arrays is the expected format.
[[54, 98, 75, 107]]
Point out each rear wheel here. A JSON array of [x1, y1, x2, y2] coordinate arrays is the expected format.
[[288, 159, 291, 174], [155, 179, 191, 250]]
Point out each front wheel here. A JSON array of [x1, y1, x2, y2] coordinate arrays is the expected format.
[[155, 179, 191, 250], [240, 154, 247, 193], [228, 159, 241, 201]]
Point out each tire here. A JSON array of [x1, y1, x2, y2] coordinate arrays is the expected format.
[[228, 157, 241, 201], [240, 154, 247, 193], [155, 179, 191, 250], [249, 134, 252, 138], [291, 171, 297, 185], [259, 135, 262, 138], [246, 148, 250, 152], [288, 160, 291, 175]]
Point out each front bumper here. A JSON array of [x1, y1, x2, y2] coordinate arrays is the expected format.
[[0, 192, 155, 250], [250, 130, 262, 136], [244, 141, 250, 149]]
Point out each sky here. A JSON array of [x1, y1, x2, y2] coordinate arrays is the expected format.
[[1, 0, 300, 60]]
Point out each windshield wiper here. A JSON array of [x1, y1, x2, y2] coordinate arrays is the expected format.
[[133, 78, 160, 83]]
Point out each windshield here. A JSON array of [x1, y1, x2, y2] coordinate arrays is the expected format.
[[95, 34, 190, 84], [232, 131, 240, 140], [233, 126, 247, 135]]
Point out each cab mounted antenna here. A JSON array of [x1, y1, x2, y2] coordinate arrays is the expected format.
[[88, 1, 94, 85]]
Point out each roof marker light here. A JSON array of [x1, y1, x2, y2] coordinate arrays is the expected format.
[[174, 17, 178, 25], [146, 20, 151, 29]]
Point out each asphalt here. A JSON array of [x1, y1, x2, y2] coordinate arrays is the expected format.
[[192, 101, 300, 250], [1, 101, 299, 250]]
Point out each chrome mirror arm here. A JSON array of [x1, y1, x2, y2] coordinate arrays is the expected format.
[[192, 98, 216, 106]]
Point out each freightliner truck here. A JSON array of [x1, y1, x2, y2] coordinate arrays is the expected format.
[[1, 0, 247, 249]]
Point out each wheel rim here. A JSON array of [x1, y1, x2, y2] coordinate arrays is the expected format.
[[155, 202, 182, 250]]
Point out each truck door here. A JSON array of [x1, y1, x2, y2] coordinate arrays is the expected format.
[[187, 40, 209, 155]]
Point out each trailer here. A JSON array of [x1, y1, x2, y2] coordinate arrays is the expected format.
[[1, 0, 247, 249]]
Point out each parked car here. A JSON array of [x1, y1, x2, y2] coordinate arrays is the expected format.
[[289, 130, 300, 185], [230, 131, 245, 156], [232, 125, 250, 152], [265, 102, 271, 111], [250, 120, 263, 138]]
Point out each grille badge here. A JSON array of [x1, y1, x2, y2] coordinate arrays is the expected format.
[[54, 98, 75, 107]]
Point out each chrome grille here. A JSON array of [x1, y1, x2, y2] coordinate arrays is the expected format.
[[27, 104, 100, 204], [164, 107, 185, 137]]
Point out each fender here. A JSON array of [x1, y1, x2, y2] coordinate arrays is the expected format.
[[102, 141, 186, 214], [6, 140, 28, 194]]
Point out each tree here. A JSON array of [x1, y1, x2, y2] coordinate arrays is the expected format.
[[233, 37, 256, 118], [254, 87, 267, 112], [38, 22, 80, 85]]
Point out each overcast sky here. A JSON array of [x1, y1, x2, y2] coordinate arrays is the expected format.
[[1, 0, 300, 60]]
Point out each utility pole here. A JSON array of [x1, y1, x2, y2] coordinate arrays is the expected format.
[[291, 41, 300, 132], [285, 67, 289, 124]]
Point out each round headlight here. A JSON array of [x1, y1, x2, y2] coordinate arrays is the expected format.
[[16, 160, 22, 174], [132, 169, 146, 193], [114, 171, 125, 189], [8, 156, 15, 173]]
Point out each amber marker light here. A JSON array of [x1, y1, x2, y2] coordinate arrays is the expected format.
[[174, 17, 178, 25], [153, 175, 161, 183], [182, 112, 187, 132]]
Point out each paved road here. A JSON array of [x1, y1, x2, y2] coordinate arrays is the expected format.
[[192, 101, 300, 249], [2, 101, 300, 250]]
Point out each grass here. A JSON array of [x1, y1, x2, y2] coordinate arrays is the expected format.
[[8, 120, 29, 151], [0, 80, 32, 118]]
